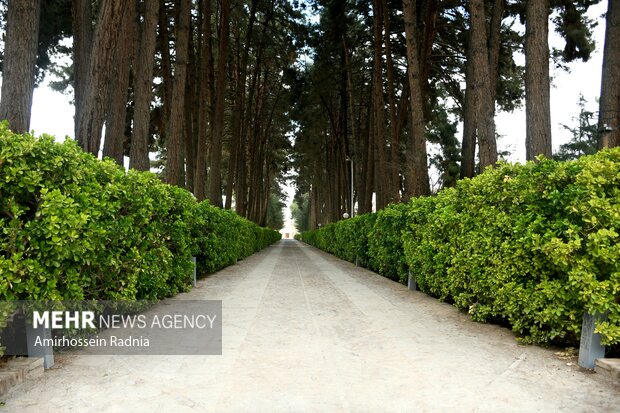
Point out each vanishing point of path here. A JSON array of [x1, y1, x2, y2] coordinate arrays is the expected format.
[[2, 239, 619, 412]]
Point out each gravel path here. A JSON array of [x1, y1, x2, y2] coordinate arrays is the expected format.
[[2, 239, 618, 412]]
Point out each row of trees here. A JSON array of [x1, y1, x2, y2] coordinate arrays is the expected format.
[[0, 1, 619, 231], [291, 0, 619, 231], [0, 0, 304, 228]]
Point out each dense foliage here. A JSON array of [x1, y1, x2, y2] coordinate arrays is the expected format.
[[301, 149, 620, 346], [0, 124, 280, 301]]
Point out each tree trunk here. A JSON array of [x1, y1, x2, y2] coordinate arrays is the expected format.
[[72, 0, 92, 145], [247, 68, 269, 222], [383, 3, 400, 203], [309, 182, 318, 229], [208, 0, 231, 207], [461, 0, 503, 178], [184, 33, 198, 191], [361, 103, 374, 214], [372, 0, 388, 210], [194, 0, 215, 200], [0, 0, 41, 134], [598, 0, 620, 149], [488, 0, 504, 105], [103, 0, 137, 165], [129, 0, 160, 171], [343, 37, 360, 214], [419, 0, 438, 122], [225, 0, 258, 209], [225, 15, 242, 209], [237, 10, 271, 217], [76, 0, 130, 155], [158, 0, 173, 148], [165, 0, 191, 186], [470, 0, 497, 169], [461, 31, 477, 179], [402, 0, 430, 199], [525, 0, 552, 160]]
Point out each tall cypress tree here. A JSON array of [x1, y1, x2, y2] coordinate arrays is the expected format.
[[0, 0, 41, 133]]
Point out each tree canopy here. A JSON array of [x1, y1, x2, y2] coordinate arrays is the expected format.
[[0, 0, 617, 231]]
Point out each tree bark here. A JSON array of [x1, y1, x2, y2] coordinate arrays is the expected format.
[[470, 0, 497, 169], [402, 0, 430, 199], [76, 0, 130, 155], [460, 42, 477, 179], [165, 0, 191, 186], [225, 0, 258, 208], [72, 0, 93, 145], [158, 0, 173, 144], [372, 0, 388, 210], [383, 3, 400, 202], [208, 0, 231, 207], [598, 0, 620, 149], [343, 37, 360, 213], [224, 12, 241, 209], [236, 13, 272, 217], [488, 0, 504, 105], [184, 30, 198, 191], [0, 0, 41, 134], [525, 0, 552, 160], [129, 0, 160, 171], [103, 0, 137, 165], [194, 0, 215, 200], [247, 67, 269, 221], [419, 0, 438, 122], [361, 102, 375, 213]]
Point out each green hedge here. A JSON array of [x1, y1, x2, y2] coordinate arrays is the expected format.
[[0, 124, 280, 302], [301, 149, 620, 346]]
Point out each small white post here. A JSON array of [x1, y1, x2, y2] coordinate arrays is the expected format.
[[578, 312, 606, 369], [407, 269, 416, 291]]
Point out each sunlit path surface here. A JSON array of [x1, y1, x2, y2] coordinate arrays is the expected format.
[[3, 239, 618, 412]]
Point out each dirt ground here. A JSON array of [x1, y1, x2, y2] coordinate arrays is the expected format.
[[2, 239, 618, 412]]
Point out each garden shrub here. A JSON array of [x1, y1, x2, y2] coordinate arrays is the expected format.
[[402, 193, 455, 299], [0, 124, 280, 303], [302, 213, 376, 267], [301, 149, 620, 346], [368, 203, 409, 283]]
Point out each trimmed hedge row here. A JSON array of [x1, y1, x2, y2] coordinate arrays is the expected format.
[[0, 125, 280, 302], [302, 149, 620, 346]]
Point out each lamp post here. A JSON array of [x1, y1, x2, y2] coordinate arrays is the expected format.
[[346, 156, 354, 217]]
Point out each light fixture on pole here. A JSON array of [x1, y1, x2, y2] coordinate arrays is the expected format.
[[599, 123, 615, 148], [601, 124, 613, 133]]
